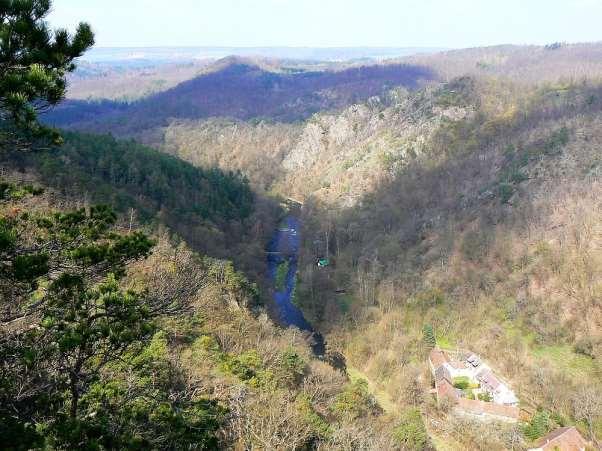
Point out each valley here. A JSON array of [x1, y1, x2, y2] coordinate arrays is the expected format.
[[1, 3, 601, 448], [40, 46, 602, 449]]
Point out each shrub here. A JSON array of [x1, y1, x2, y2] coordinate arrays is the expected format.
[[498, 183, 515, 204], [574, 337, 595, 358], [296, 394, 331, 439], [523, 410, 552, 441], [221, 350, 262, 381], [478, 392, 493, 402], [276, 348, 306, 387], [393, 408, 428, 450], [332, 379, 375, 420], [453, 377, 471, 390]]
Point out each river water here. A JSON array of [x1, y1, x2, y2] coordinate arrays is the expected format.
[[267, 215, 325, 355]]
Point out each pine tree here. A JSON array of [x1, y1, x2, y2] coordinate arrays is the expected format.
[[422, 324, 436, 349], [0, 0, 94, 147]]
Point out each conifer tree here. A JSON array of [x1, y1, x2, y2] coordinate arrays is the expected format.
[[0, 0, 94, 147], [422, 324, 436, 349]]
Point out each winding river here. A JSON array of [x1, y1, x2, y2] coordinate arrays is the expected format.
[[267, 215, 325, 355]]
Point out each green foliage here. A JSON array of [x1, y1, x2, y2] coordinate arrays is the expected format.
[[275, 259, 290, 291], [296, 394, 331, 439], [32, 132, 254, 222], [393, 408, 428, 450], [453, 376, 471, 390], [276, 348, 306, 387], [56, 332, 226, 450], [0, 0, 94, 144], [477, 391, 493, 402], [332, 379, 375, 420], [422, 324, 436, 349], [0, 181, 44, 200], [220, 350, 273, 388], [0, 203, 164, 449], [523, 409, 553, 441], [12, 252, 49, 281]]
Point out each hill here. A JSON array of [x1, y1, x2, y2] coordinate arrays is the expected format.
[[2, 131, 276, 282], [291, 76, 602, 448], [46, 58, 435, 133]]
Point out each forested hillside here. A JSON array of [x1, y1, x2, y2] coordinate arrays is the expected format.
[[3, 131, 281, 285], [46, 58, 434, 134], [1, 179, 412, 449], [0, 4, 411, 448], [292, 77, 602, 448]]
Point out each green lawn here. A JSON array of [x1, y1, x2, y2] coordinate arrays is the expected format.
[[436, 336, 455, 350], [532, 345, 598, 379]]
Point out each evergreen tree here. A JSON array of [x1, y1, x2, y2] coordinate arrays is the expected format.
[[422, 324, 436, 349], [0, 0, 94, 147]]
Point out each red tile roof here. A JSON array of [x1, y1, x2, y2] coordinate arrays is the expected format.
[[448, 359, 467, 370], [436, 378, 457, 401], [532, 427, 588, 451], [477, 369, 502, 390], [429, 348, 449, 368], [457, 398, 520, 420]]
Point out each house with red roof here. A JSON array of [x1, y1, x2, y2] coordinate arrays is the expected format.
[[428, 347, 520, 423], [527, 426, 588, 451]]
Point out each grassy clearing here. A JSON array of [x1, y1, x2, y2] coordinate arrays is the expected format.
[[504, 323, 598, 380], [532, 345, 598, 379], [436, 335, 455, 350]]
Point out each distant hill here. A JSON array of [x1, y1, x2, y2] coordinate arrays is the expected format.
[[46, 59, 435, 133], [79, 46, 446, 64], [401, 42, 602, 83]]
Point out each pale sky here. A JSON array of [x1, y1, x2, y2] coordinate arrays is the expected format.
[[48, 0, 602, 48]]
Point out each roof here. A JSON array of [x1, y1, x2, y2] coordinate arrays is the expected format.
[[532, 427, 588, 451], [477, 369, 501, 390], [448, 358, 468, 370], [457, 398, 520, 420], [434, 365, 452, 382], [436, 378, 458, 401], [429, 348, 449, 369]]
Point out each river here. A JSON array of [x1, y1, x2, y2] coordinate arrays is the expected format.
[[267, 215, 325, 355]]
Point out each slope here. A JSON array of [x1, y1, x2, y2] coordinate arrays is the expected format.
[[46, 58, 435, 134]]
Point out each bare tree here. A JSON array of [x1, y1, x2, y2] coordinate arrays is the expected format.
[[572, 386, 602, 446]]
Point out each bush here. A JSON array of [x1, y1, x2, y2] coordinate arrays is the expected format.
[[393, 408, 428, 450], [498, 183, 516, 204], [523, 410, 552, 441], [296, 394, 331, 439], [332, 379, 375, 420], [453, 376, 471, 390], [574, 337, 595, 358], [477, 392, 492, 402]]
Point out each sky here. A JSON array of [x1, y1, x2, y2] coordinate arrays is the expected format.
[[48, 0, 602, 49]]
